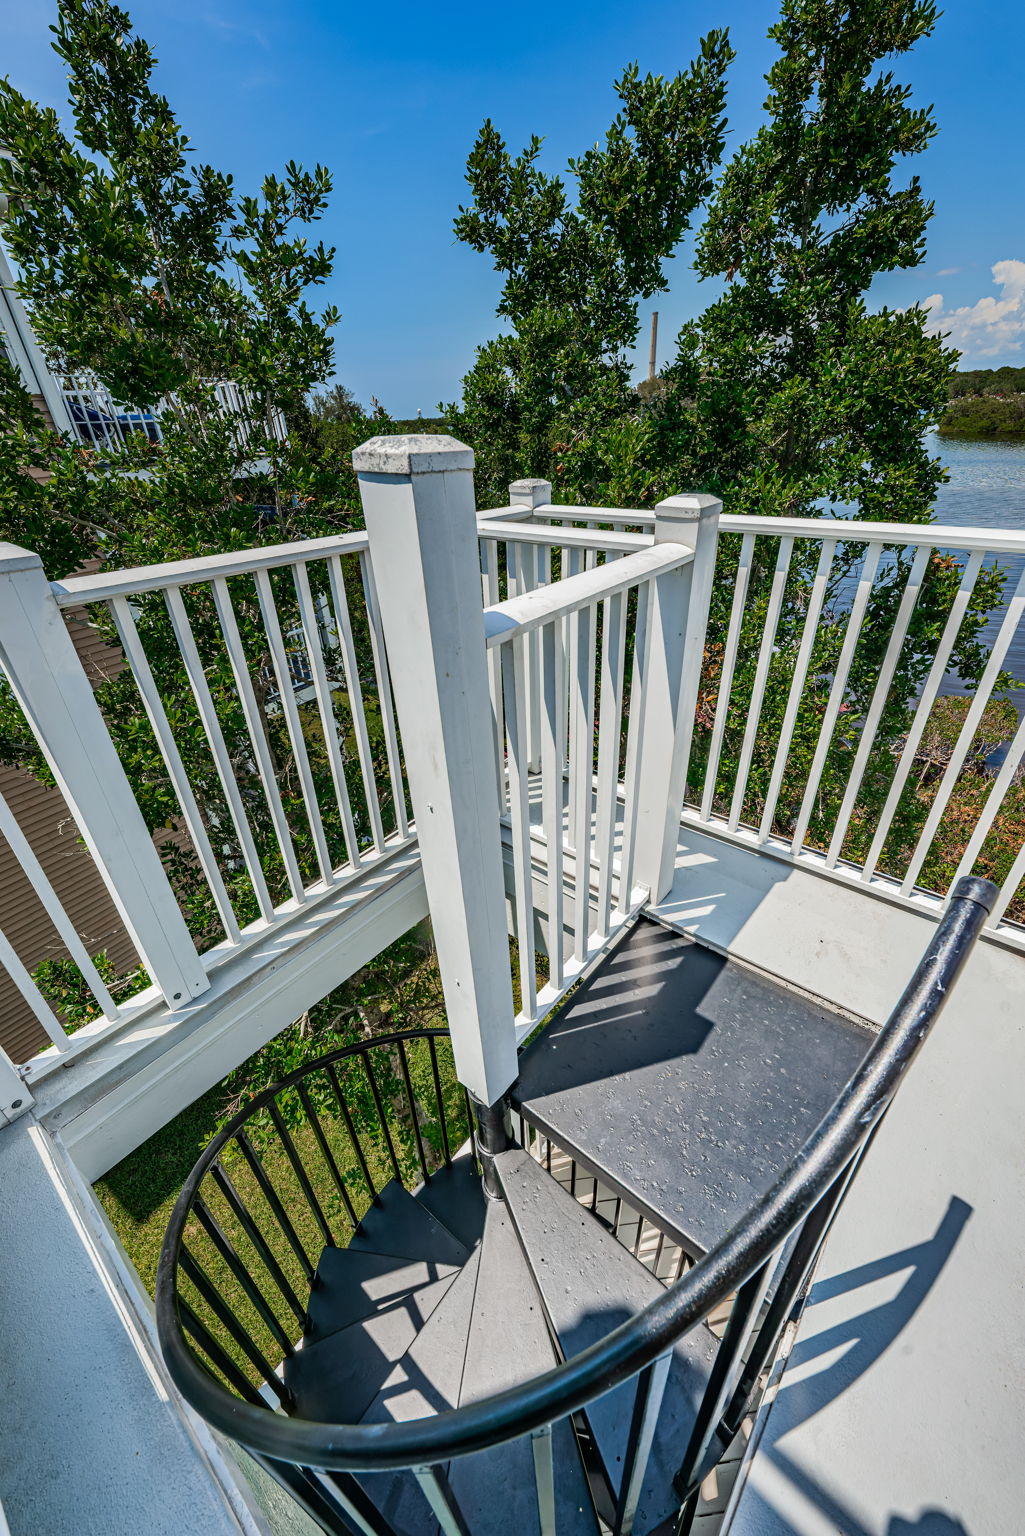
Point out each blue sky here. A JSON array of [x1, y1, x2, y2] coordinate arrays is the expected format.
[[5, 0, 1024, 415]]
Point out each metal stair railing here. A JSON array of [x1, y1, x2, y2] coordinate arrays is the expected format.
[[156, 878, 996, 1536]]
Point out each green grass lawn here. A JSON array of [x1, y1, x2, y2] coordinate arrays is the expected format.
[[94, 1033, 470, 1390]]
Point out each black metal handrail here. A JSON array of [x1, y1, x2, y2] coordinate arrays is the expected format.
[[157, 878, 995, 1526]]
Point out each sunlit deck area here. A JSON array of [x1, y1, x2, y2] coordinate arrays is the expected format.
[[2, 437, 1024, 1536]]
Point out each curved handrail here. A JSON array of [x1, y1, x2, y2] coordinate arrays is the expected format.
[[157, 877, 995, 1472]]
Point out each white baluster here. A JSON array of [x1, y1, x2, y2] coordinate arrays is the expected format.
[[0, 545, 208, 1009]]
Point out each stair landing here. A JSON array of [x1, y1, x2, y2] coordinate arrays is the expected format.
[[513, 917, 873, 1258]]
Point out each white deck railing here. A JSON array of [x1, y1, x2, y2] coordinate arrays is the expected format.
[[481, 497, 1025, 948], [5, 433, 1025, 1091], [0, 532, 410, 1073]]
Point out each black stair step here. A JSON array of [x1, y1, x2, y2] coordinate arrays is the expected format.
[[347, 1177, 470, 1268], [447, 1201, 599, 1536], [303, 1247, 460, 1350], [355, 1246, 484, 1534], [413, 1150, 486, 1252], [283, 1269, 457, 1424], [512, 916, 872, 1258], [496, 1146, 716, 1536]]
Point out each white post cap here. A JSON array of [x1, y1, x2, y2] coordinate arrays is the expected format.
[[509, 478, 553, 508], [352, 435, 475, 477]]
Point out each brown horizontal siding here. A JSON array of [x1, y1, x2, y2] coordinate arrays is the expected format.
[[0, 764, 140, 1063]]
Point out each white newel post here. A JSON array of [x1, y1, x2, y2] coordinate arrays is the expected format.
[[354, 436, 519, 1107], [0, 545, 209, 1009], [508, 478, 552, 514], [631, 494, 721, 905]]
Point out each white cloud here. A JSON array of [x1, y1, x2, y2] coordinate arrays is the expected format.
[[922, 260, 1025, 359], [935, 266, 961, 277]]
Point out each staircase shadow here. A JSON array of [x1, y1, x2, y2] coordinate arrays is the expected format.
[[741, 1196, 973, 1536]]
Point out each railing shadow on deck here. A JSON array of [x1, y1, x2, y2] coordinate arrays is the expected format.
[[736, 1195, 973, 1536]]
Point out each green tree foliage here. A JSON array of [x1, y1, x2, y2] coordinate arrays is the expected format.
[[0, 1, 409, 997], [939, 392, 1025, 439], [0, 0, 337, 422], [939, 369, 1025, 438], [452, 0, 1007, 883], [445, 34, 734, 501], [947, 366, 1025, 400]]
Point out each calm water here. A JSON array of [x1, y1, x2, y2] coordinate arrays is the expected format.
[[927, 431, 1025, 695], [829, 433, 1025, 698]]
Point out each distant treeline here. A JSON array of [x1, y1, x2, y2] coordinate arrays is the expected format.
[[940, 368, 1025, 438]]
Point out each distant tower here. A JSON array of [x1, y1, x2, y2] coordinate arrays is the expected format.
[[648, 311, 659, 382]]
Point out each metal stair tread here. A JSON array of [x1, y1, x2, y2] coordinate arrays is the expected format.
[[283, 1269, 458, 1424], [346, 1176, 470, 1268], [413, 1149, 487, 1251], [353, 1246, 484, 1535], [302, 1246, 460, 1348], [448, 1201, 600, 1536], [496, 1145, 717, 1536], [511, 916, 873, 1257]]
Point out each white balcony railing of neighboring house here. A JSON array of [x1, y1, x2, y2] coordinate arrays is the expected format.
[[2, 438, 1025, 1092], [61, 372, 287, 456]]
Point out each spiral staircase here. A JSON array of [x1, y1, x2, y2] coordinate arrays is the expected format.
[[156, 893, 991, 1536]]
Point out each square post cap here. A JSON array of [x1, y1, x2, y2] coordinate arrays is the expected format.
[[352, 434, 475, 477], [509, 478, 553, 508], [652, 493, 721, 543]]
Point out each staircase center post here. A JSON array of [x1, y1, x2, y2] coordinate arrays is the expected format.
[[354, 435, 519, 1110]]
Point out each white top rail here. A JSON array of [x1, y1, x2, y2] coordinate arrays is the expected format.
[[50, 531, 371, 606], [718, 514, 1025, 553], [517, 500, 1025, 557], [533, 503, 656, 527], [483, 543, 692, 648], [476, 518, 653, 556]]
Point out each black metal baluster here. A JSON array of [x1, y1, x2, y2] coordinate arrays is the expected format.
[[413, 1465, 472, 1536], [653, 1230, 666, 1278], [672, 1259, 772, 1521], [192, 1193, 295, 1357], [718, 1153, 861, 1447], [268, 1096, 336, 1249], [569, 1159, 577, 1198], [590, 1175, 600, 1213], [614, 1353, 673, 1535], [297, 1078, 359, 1230], [256, 1457, 400, 1536], [427, 1035, 452, 1167], [180, 1246, 292, 1408], [364, 1052, 403, 1184], [531, 1423, 557, 1536], [327, 1063, 377, 1203], [210, 1166, 306, 1326], [545, 1136, 552, 1174], [612, 1196, 624, 1239], [398, 1040, 430, 1184], [178, 1297, 267, 1408], [633, 1217, 646, 1258], [673, 1246, 688, 1283], [235, 1130, 315, 1282]]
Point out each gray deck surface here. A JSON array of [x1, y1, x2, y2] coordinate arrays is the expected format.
[[513, 918, 873, 1257]]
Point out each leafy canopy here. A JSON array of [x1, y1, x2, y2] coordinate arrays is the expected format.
[[446, 33, 734, 500]]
